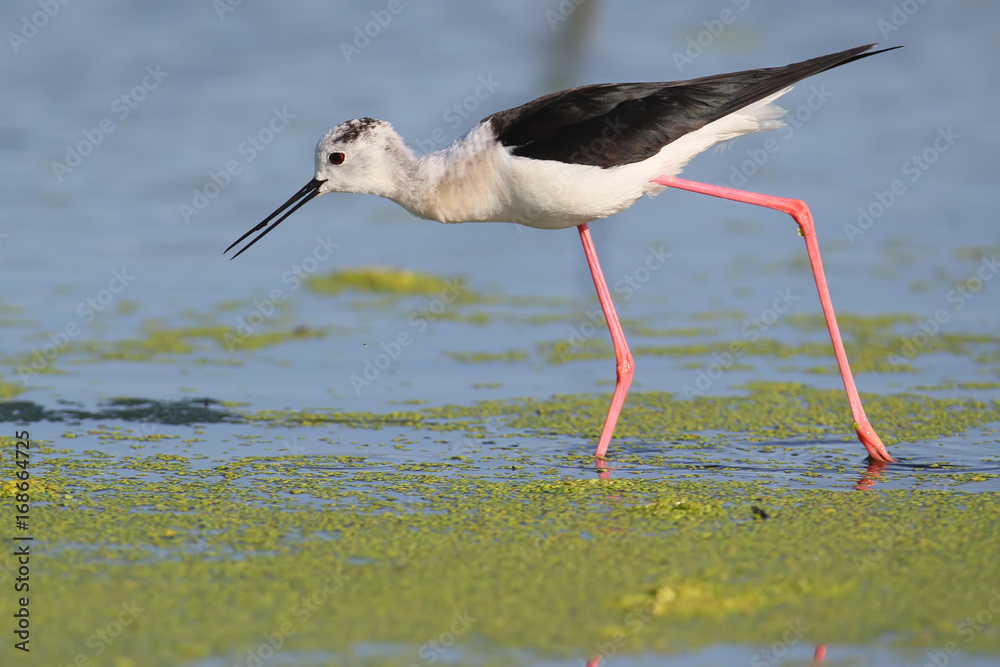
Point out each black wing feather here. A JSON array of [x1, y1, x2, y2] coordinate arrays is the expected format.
[[485, 44, 900, 168]]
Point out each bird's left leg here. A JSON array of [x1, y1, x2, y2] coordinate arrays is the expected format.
[[651, 176, 895, 463]]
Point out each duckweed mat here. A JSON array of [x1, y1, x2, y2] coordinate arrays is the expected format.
[[8, 463, 1000, 666], [5, 374, 1000, 666]]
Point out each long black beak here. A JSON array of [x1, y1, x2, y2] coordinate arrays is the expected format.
[[225, 178, 325, 259]]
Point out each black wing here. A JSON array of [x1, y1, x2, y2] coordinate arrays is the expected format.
[[485, 44, 900, 168]]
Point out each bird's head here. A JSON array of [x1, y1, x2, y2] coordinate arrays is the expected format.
[[225, 117, 408, 259], [313, 118, 407, 196]]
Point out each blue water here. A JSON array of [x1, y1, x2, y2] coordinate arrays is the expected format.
[[3, 0, 999, 665]]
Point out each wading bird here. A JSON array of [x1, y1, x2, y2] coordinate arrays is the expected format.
[[227, 43, 899, 463]]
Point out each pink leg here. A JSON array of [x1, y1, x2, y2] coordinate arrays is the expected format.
[[651, 176, 895, 463], [813, 645, 827, 663], [578, 223, 635, 459]]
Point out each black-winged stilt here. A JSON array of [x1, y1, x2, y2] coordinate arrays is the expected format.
[[227, 43, 899, 463]]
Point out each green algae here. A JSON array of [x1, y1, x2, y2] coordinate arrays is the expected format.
[[450, 310, 1000, 373], [75, 321, 326, 361], [955, 245, 1000, 261], [6, 287, 997, 389], [20, 450, 1000, 665], [0, 379, 25, 399], [303, 268, 588, 333], [240, 381, 1000, 448], [539, 337, 610, 364], [785, 312, 922, 332], [3, 308, 328, 384], [626, 324, 720, 338], [445, 349, 529, 364], [446, 384, 1000, 446], [0, 301, 34, 328], [115, 299, 142, 316], [690, 309, 748, 322], [306, 266, 477, 300]]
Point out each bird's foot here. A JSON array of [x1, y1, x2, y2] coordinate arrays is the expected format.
[[856, 421, 896, 463]]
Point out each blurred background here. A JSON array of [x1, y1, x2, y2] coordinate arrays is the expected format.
[[1, 0, 997, 413]]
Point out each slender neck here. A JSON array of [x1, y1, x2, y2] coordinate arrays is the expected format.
[[393, 125, 504, 223], [374, 136, 422, 204]]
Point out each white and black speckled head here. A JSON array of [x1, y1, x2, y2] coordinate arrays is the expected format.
[[313, 118, 413, 197], [224, 117, 416, 258]]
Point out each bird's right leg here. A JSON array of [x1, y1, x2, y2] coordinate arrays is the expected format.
[[577, 223, 635, 459]]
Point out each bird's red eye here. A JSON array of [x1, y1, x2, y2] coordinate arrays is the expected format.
[[328, 152, 345, 165]]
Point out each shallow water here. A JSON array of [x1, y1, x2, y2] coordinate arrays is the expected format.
[[2, 0, 1000, 665]]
